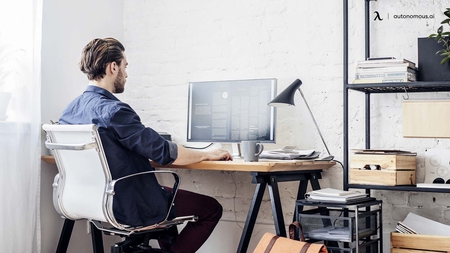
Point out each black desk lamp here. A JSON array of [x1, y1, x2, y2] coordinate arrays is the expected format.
[[268, 79, 334, 160]]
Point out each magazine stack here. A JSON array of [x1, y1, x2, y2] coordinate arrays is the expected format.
[[353, 57, 417, 84], [304, 188, 369, 203]]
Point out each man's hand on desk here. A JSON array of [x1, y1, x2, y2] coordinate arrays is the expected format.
[[207, 149, 233, 161], [172, 145, 233, 165]]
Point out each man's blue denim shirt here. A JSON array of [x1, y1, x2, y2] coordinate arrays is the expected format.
[[59, 85, 178, 226]]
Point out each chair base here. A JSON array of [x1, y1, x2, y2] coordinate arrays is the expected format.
[[111, 246, 172, 253], [110, 226, 178, 253]]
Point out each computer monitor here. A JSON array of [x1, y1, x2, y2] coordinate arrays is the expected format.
[[187, 78, 277, 144]]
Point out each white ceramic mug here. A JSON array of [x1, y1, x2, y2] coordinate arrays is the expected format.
[[241, 141, 264, 162]]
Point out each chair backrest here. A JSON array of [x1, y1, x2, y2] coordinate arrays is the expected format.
[[43, 124, 111, 222]]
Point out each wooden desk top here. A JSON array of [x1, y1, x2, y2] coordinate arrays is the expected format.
[[41, 156, 56, 164], [41, 156, 335, 172]]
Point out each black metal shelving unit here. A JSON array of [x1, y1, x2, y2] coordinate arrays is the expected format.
[[343, 0, 450, 193]]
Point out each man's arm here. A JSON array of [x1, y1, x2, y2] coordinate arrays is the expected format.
[[172, 145, 233, 165]]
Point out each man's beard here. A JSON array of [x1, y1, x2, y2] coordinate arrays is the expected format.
[[114, 69, 125, 93]]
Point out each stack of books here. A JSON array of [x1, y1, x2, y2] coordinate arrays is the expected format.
[[304, 188, 368, 203], [353, 57, 417, 84]]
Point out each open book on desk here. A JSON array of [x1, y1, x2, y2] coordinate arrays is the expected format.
[[259, 149, 320, 160]]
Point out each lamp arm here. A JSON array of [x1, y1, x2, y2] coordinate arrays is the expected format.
[[297, 88, 334, 159]]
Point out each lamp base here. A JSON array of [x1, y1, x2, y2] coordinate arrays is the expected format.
[[319, 155, 334, 161]]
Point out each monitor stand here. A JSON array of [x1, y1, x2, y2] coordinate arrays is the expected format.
[[231, 143, 242, 158]]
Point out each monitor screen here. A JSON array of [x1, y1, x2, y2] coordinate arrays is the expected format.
[[187, 78, 277, 143]]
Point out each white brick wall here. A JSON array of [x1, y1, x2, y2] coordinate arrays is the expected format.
[[122, 0, 450, 251]]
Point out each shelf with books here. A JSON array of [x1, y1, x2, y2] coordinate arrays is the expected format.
[[353, 78, 413, 84], [342, 0, 450, 196]]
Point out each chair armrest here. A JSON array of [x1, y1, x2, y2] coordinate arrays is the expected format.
[[110, 170, 180, 195], [45, 140, 97, 151], [106, 170, 180, 228]]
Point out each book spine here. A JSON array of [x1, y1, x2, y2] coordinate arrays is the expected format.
[[361, 58, 415, 65], [355, 72, 415, 79], [355, 67, 416, 74], [357, 62, 416, 69], [353, 78, 412, 84], [366, 57, 395, 61]]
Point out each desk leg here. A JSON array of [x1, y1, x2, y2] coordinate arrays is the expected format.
[[309, 173, 321, 191], [292, 179, 309, 226], [236, 182, 267, 253], [295, 174, 321, 215], [56, 219, 74, 253], [267, 175, 286, 237]]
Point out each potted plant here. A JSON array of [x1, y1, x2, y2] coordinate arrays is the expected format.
[[428, 8, 450, 64], [417, 8, 450, 81]]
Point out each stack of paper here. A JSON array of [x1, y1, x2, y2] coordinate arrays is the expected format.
[[395, 221, 417, 234], [259, 149, 320, 160], [307, 226, 350, 241], [307, 226, 375, 241], [305, 188, 368, 203]]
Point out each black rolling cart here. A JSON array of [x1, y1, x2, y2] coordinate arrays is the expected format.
[[295, 199, 382, 253]]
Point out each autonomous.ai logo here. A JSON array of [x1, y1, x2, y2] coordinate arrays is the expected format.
[[374, 11, 383, 21], [373, 10, 435, 20]]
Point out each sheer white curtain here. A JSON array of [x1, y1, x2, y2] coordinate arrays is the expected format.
[[0, 0, 42, 252]]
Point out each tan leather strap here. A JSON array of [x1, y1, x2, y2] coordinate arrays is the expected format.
[[300, 242, 312, 253], [289, 221, 305, 241], [263, 235, 279, 253]]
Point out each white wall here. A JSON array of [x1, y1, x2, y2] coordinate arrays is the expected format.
[[121, 0, 450, 252], [122, 1, 344, 252], [40, 0, 450, 252], [40, 0, 123, 252]]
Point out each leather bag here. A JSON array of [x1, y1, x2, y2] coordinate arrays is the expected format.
[[253, 222, 328, 253]]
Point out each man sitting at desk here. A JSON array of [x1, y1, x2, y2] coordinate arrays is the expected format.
[[59, 37, 233, 253]]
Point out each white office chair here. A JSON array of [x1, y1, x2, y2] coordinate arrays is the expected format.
[[42, 124, 197, 253]]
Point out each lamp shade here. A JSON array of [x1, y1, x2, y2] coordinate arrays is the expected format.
[[268, 79, 302, 107]]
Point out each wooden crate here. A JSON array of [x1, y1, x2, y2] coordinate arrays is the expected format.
[[350, 169, 415, 186], [391, 232, 450, 253], [350, 154, 416, 171], [350, 153, 416, 186]]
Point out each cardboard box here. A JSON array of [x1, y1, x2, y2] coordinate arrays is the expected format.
[[403, 100, 450, 138], [350, 153, 416, 186], [391, 232, 450, 252]]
